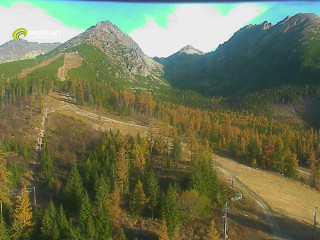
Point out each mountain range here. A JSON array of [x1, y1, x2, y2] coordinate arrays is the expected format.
[[2, 13, 320, 97], [0, 39, 60, 63], [156, 13, 320, 96]]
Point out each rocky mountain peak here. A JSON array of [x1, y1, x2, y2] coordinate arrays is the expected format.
[[177, 45, 204, 55], [58, 20, 163, 78]]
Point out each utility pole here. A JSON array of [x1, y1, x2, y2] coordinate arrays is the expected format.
[[33, 186, 36, 206], [314, 207, 318, 240], [223, 202, 229, 239], [0, 201, 2, 213]]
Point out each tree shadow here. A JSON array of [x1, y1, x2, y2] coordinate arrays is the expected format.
[[123, 227, 158, 240]]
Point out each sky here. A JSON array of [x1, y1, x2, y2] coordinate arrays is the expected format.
[[1, 1, 320, 57]]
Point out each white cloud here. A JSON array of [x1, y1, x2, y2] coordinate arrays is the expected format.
[[0, 2, 83, 45], [129, 4, 266, 57]]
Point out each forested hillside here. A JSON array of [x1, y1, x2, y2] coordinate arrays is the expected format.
[[1, 13, 320, 240]]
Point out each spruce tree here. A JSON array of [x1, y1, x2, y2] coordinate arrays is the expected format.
[[94, 178, 112, 239], [41, 201, 59, 240], [39, 143, 54, 186], [161, 184, 179, 234], [130, 180, 147, 217], [146, 170, 160, 219], [57, 205, 73, 239], [64, 165, 84, 213], [79, 191, 95, 239]]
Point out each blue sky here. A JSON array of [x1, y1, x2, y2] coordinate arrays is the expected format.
[[1, 1, 320, 57]]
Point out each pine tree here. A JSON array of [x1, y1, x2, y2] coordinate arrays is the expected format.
[[130, 180, 147, 217], [146, 170, 160, 219], [64, 165, 84, 213], [158, 220, 170, 240], [79, 191, 95, 239], [161, 184, 179, 234], [0, 155, 11, 206], [0, 213, 10, 240], [41, 201, 59, 240], [205, 219, 219, 240]]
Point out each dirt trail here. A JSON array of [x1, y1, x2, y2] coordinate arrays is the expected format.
[[57, 52, 83, 81], [17, 54, 63, 78], [215, 164, 282, 239], [44, 92, 149, 136], [214, 154, 320, 238]]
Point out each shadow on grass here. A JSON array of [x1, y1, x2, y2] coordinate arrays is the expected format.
[[229, 208, 320, 240]]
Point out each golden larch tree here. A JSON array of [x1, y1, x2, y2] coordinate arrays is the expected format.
[[158, 220, 170, 240], [13, 186, 33, 229], [205, 219, 220, 240]]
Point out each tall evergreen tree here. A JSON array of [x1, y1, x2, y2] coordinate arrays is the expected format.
[[94, 177, 112, 239], [39, 143, 54, 186], [161, 184, 180, 234], [41, 201, 59, 240], [191, 156, 220, 203], [56, 205, 75, 239], [130, 180, 147, 217], [146, 170, 160, 219], [79, 191, 95, 239], [64, 165, 84, 213]]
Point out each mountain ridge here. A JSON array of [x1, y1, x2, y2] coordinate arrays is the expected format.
[[0, 39, 60, 63], [156, 13, 320, 97]]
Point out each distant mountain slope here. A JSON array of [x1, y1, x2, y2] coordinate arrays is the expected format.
[[156, 13, 320, 96], [55, 21, 165, 87], [0, 39, 60, 63]]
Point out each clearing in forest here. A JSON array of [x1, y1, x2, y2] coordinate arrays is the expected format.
[[17, 53, 63, 78], [57, 52, 83, 81], [44, 92, 149, 136]]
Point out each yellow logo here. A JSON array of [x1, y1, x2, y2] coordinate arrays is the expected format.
[[12, 28, 27, 40]]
